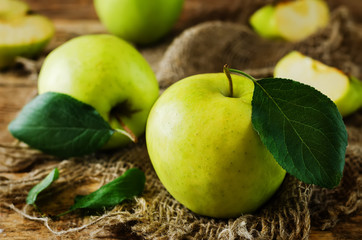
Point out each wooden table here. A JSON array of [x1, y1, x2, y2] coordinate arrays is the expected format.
[[1, 0, 361, 239]]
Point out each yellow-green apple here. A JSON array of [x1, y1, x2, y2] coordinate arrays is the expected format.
[[250, 0, 329, 42], [274, 51, 362, 116], [38, 34, 159, 149], [93, 0, 184, 45], [0, 0, 54, 69], [146, 73, 286, 218]]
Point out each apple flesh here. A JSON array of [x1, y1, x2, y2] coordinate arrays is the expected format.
[[250, 0, 329, 42], [0, 0, 54, 69], [38, 34, 159, 149], [274, 51, 362, 116], [93, 0, 184, 45], [146, 73, 286, 218]]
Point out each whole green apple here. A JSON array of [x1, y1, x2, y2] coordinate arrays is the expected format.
[[0, 0, 54, 69], [93, 0, 184, 45], [146, 73, 286, 218], [38, 34, 159, 149]]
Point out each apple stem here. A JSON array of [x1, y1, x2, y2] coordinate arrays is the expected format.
[[223, 64, 234, 98], [114, 115, 138, 143]]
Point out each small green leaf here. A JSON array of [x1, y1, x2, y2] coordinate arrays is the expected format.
[[67, 168, 145, 213], [251, 78, 348, 188], [26, 168, 59, 205], [8, 92, 114, 158]]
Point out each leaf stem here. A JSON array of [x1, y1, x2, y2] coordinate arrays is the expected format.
[[223, 64, 234, 98], [228, 68, 257, 83]]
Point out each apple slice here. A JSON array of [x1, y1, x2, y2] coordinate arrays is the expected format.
[[249, 0, 329, 42], [274, 51, 362, 116], [275, 0, 329, 42], [0, 0, 54, 69]]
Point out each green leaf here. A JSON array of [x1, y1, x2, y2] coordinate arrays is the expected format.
[[67, 168, 145, 212], [251, 78, 348, 188], [26, 168, 59, 205], [8, 92, 114, 158]]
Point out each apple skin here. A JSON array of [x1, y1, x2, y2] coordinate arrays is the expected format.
[[146, 73, 286, 218], [93, 0, 184, 45], [249, 4, 280, 39], [336, 76, 362, 116], [38, 34, 159, 149]]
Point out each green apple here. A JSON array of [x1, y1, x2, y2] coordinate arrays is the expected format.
[[274, 51, 362, 117], [38, 34, 159, 149], [93, 0, 184, 45], [146, 73, 286, 218], [0, 0, 54, 69], [250, 0, 329, 42]]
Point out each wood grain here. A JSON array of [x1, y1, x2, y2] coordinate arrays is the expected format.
[[1, 0, 361, 239]]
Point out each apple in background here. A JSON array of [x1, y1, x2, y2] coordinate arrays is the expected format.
[[274, 51, 362, 117], [146, 73, 286, 218], [93, 0, 184, 45], [38, 34, 159, 149], [250, 0, 329, 42], [0, 0, 54, 69]]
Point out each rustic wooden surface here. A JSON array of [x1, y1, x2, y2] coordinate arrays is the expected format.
[[0, 0, 361, 239]]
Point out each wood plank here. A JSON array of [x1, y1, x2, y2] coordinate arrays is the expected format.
[[24, 0, 362, 23]]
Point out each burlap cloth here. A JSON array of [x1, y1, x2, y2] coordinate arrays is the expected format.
[[1, 2, 361, 239]]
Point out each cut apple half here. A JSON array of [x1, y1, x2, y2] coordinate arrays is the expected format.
[[275, 0, 329, 42], [274, 51, 362, 116], [249, 0, 330, 42], [0, 0, 54, 69]]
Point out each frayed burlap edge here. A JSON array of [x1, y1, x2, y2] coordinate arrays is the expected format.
[[1, 139, 312, 240]]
